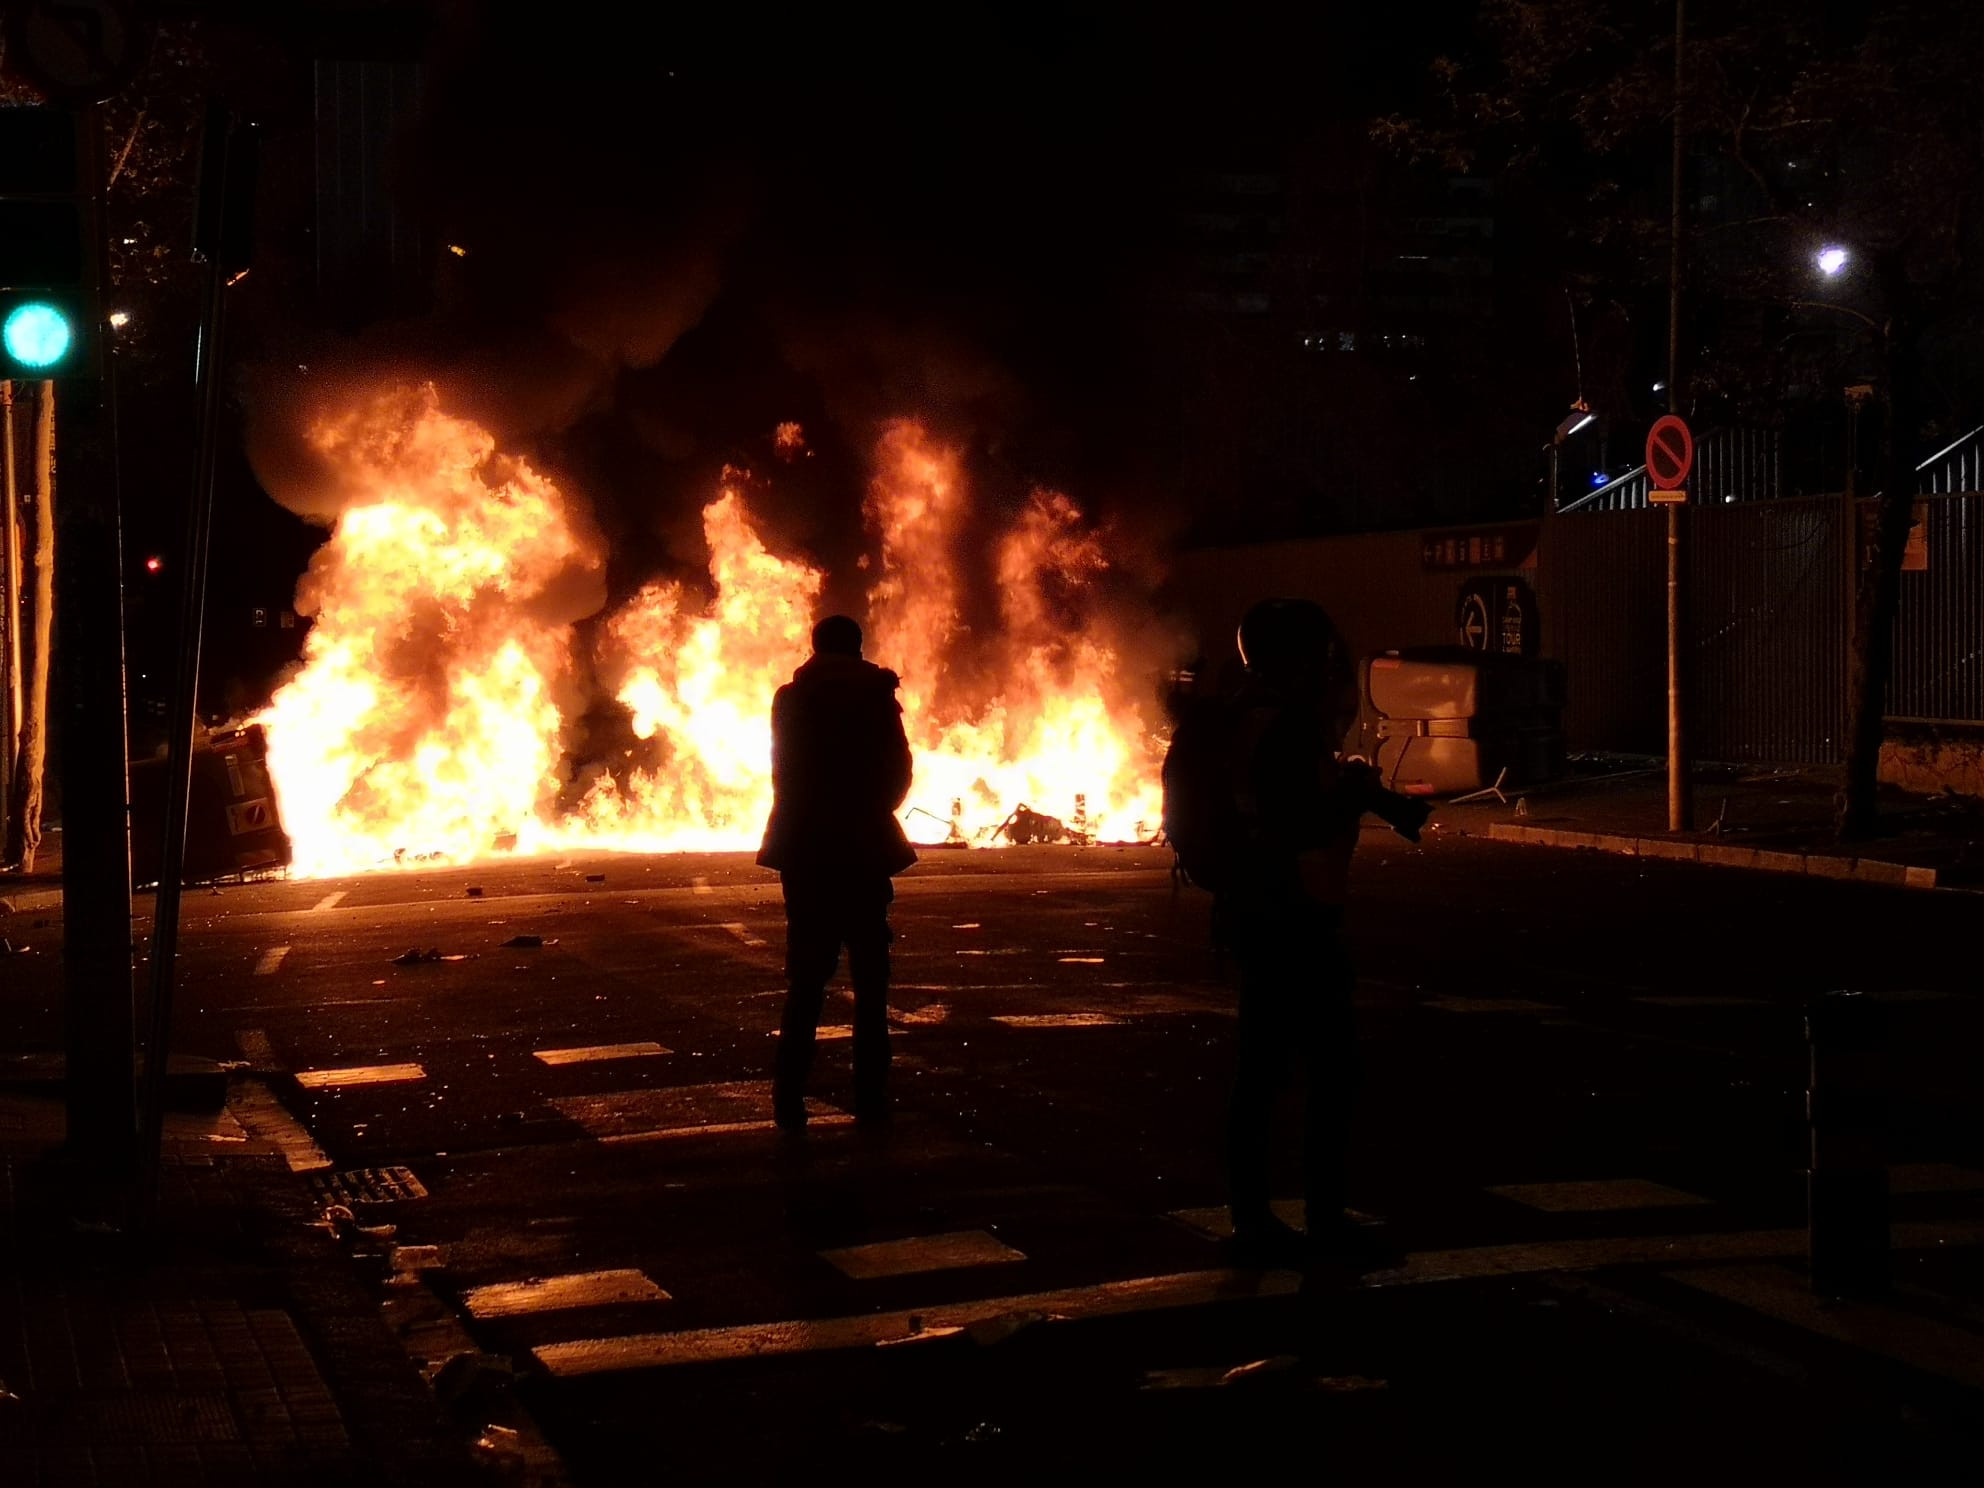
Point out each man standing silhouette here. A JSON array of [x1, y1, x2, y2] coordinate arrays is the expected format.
[[759, 615, 917, 1130]]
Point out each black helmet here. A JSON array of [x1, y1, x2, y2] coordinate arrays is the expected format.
[[1236, 597, 1343, 684]]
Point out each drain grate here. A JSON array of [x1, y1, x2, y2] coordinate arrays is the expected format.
[[307, 1165, 429, 1205]]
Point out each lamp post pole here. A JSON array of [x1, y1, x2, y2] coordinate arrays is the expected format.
[[1665, 0, 1692, 832]]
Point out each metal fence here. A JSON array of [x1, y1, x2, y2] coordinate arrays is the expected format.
[[1888, 491, 1984, 724], [1559, 426, 1784, 514], [1545, 489, 1983, 763]]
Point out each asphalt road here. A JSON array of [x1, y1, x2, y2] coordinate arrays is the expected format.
[[4, 827, 1983, 1480]]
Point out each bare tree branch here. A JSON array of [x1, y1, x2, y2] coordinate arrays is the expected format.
[[107, 110, 147, 191]]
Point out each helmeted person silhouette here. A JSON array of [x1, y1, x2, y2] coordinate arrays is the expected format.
[[1187, 598, 1426, 1268], [757, 614, 917, 1130]]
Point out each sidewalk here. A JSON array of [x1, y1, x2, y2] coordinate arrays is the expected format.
[[1432, 753, 1984, 891], [0, 1088, 485, 1487]]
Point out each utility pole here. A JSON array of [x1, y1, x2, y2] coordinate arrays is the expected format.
[[1665, 0, 1693, 832]]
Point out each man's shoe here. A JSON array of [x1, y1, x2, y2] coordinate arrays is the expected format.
[[772, 1098, 807, 1133]]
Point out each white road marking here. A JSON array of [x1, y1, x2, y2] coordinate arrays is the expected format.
[[1486, 1179, 1711, 1213], [992, 1013, 1122, 1029], [1423, 997, 1558, 1014], [1058, 957, 1106, 965], [254, 945, 291, 976], [464, 1269, 670, 1320], [719, 922, 769, 948], [530, 1220, 1984, 1377], [533, 1268, 1300, 1376], [295, 1062, 426, 1089], [1633, 995, 1771, 1008], [1891, 1162, 1984, 1195], [311, 891, 346, 912], [691, 877, 713, 895], [771, 1025, 852, 1040], [600, 1114, 855, 1145], [820, 1230, 1026, 1280], [893, 1003, 950, 1026], [1671, 1262, 1984, 1391], [534, 1042, 671, 1066], [1170, 1203, 1382, 1240], [227, 1078, 331, 1171]]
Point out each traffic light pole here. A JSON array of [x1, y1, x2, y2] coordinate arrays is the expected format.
[[58, 105, 139, 1191], [57, 371, 139, 1183], [2, 381, 18, 837], [138, 108, 255, 1198]]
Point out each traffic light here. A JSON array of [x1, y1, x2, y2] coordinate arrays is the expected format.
[[0, 107, 101, 381]]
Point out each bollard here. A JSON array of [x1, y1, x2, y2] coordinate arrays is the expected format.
[[1806, 990, 1890, 1297]]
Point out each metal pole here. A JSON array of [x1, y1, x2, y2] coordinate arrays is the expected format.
[[139, 109, 245, 1195], [1840, 386, 1869, 752], [2, 380, 19, 841], [1665, 0, 1692, 832]]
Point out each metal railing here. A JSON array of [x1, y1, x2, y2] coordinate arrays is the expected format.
[[1558, 426, 1783, 514]]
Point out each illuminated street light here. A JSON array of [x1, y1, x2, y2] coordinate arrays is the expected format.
[[1555, 402, 1596, 441], [1816, 245, 1850, 276]]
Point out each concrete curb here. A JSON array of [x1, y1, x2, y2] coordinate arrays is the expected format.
[[1485, 822, 1941, 890]]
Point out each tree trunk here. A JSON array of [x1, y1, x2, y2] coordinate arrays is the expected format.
[[4, 383, 55, 870], [1837, 315, 1917, 842]]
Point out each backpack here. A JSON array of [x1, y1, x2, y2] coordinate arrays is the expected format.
[[1161, 699, 1251, 894]]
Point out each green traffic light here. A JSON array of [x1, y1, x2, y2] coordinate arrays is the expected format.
[[3, 301, 73, 370]]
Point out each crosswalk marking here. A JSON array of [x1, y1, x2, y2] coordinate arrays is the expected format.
[[311, 891, 346, 912], [553, 1081, 845, 1141], [1423, 997, 1557, 1014], [691, 877, 713, 895], [1633, 995, 1771, 1008], [295, 1062, 426, 1089], [1486, 1179, 1711, 1213], [254, 945, 291, 976], [771, 1026, 852, 1040], [820, 1230, 1025, 1280], [464, 1269, 670, 1320], [529, 1220, 1984, 1378], [1671, 1262, 1984, 1392], [992, 1013, 1121, 1029], [719, 922, 769, 948], [600, 1114, 855, 1145], [532, 1268, 1302, 1376], [534, 1042, 670, 1066], [1891, 1162, 1984, 1194]]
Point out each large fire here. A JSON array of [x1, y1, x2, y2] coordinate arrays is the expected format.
[[257, 388, 1166, 877]]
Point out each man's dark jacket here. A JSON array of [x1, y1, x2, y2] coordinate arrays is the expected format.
[[756, 653, 918, 878]]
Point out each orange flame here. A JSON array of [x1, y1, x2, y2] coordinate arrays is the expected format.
[[257, 393, 1163, 874]]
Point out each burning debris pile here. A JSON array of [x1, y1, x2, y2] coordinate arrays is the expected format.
[[254, 385, 1167, 877]]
